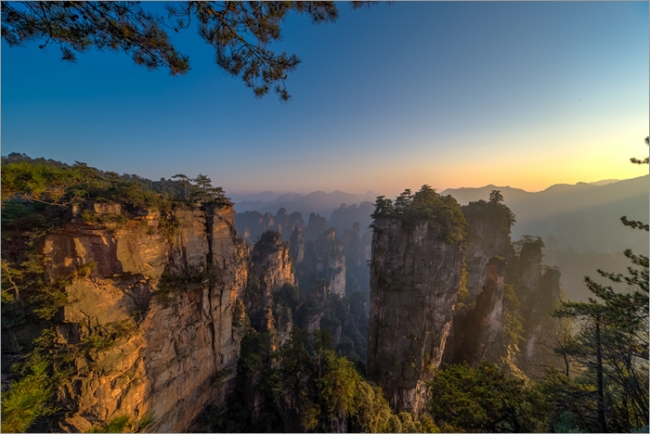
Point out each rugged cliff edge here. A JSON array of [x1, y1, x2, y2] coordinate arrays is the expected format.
[[5, 201, 248, 432], [367, 187, 467, 413], [2, 159, 566, 432], [247, 230, 296, 345], [367, 189, 563, 414]]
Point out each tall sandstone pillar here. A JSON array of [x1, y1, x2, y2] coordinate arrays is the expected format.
[[367, 217, 465, 414]]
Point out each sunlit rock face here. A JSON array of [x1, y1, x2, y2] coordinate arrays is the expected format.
[[40, 203, 248, 433], [367, 217, 465, 414]]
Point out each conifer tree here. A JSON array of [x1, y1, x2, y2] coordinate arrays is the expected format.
[[551, 137, 649, 432], [2, 1, 376, 100]]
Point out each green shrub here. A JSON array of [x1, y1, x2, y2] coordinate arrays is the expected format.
[[88, 415, 131, 433], [160, 212, 180, 242], [86, 411, 156, 433], [1, 356, 54, 433], [76, 261, 98, 278]]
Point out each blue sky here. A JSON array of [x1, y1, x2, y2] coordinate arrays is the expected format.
[[2, 2, 648, 196]]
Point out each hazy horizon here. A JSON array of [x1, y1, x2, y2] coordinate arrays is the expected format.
[[224, 175, 644, 199]]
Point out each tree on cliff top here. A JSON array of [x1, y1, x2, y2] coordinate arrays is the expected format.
[[2, 1, 376, 101], [371, 185, 467, 242], [462, 189, 517, 232]]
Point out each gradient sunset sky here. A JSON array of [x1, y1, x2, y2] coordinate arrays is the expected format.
[[2, 2, 648, 197]]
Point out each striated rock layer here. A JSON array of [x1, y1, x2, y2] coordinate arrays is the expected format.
[[367, 218, 465, 414], [41, 203, 248, 432]]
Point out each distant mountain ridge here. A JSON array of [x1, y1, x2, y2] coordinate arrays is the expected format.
[[441, 176, 648, 223], [235, 176, 648, 253], [442, 175, 648, 253], [233, 189, 379, 217]]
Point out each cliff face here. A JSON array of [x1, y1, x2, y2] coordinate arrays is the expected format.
[[313, 229, 346, 297], [235, 208, 305, 245], [39, 203, 248, 432], [520, 266, 562, 376], [440, 203, 514, 367], [367, 194, 564, 414], [289, 226, 305, 266], [367, 217, 465, 414], [512, 241, 543, 315], [442, 257, 508, 366], [463, 212, 513, 300], [247, 231, 296, 343]]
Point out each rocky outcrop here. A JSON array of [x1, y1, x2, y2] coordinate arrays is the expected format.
[[39, 202, 248, 432], [462, 206, 513, 300], [520, 266, 562, 376], [440, 199, 515, 367], [289, 226, 305, 266], [367, 192, 565, 414], [511, 239, 544, 319], [313, 229, 346, 297], [305, 212, 327, 241], [442, 257, 508, 366], [235, 209, 305, 246], [367, 217, 465, 414], [247, 231, 296, 343]]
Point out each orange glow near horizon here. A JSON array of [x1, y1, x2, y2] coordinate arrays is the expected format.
[[361, 123, 649, 197]]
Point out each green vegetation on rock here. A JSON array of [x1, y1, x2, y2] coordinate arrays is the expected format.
[[462, 189, 516, 230], [203, 327, 439, 433], [372, 185, 467, 242]]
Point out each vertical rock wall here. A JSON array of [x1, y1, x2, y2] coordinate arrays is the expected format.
[[40, 203, 248, 432], [442, 257, 508, 366], [520, 266, 562, 376], [441, 204, 513, 367], [463, 215, 513, 301], [314, 229, 346, 297], [248, 231, 296, 343], [367, 217, 465, 414]]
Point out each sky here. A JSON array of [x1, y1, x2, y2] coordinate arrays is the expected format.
[[2, 1, 648, 197]]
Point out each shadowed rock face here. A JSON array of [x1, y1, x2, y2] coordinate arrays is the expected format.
[[440, 203, 514, 368], [248, 231, 296, 344], [512, 241, 543, 315], [367, 217, 465, 414], [314, 228, 346, 297], [463, 214, 513, 301], [289, 226, 305, 265], [442, 257, 509, 366], [520, 266, 562, 375], [40, 203, 248, 433]]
